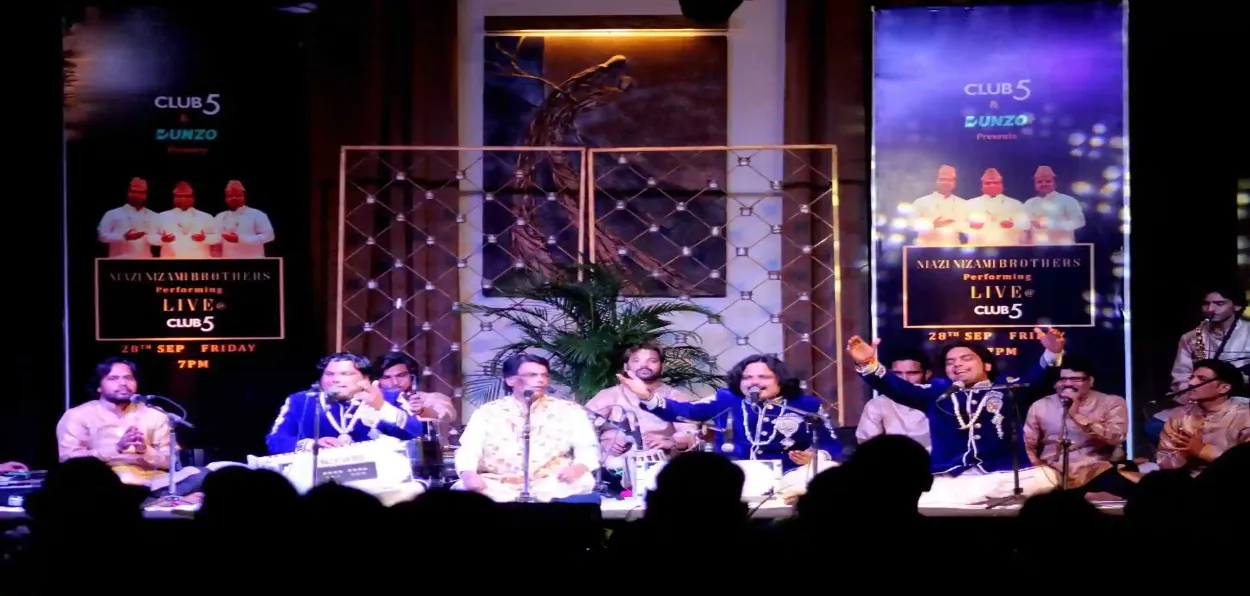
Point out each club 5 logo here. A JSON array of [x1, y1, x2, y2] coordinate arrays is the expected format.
[[154, 94, 222, 116]]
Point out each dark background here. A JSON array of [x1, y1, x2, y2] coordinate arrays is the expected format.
[[3, 0, 1241, 465]]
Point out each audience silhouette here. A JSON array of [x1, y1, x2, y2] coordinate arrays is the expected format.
[[4, 441, 1245, 589]]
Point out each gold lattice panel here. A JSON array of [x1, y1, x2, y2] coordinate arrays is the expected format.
[[337, 147, 587, 401], [588, 146, 844, 418]]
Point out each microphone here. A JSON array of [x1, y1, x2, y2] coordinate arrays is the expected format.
[[128, 394, 194, 428], [938, 382, 964, 401], [745, 386, 761, 402], [522, 388, 537, 401]]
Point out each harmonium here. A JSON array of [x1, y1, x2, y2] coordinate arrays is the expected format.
[[1, 470, 47, 508]]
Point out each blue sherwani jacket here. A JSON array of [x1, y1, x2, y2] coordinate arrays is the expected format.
[[265, 389, 425, 454]]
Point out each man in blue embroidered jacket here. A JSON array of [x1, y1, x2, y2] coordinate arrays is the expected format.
[[626, 354, 841, 473], [846, 329, 1064, 476], [266, 352, 426, 454]]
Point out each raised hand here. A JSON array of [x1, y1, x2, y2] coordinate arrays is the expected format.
[[846, 335, 880, 365], [1035, 326, 1065, 354], [352, 380, 384, 409], [615, 371, 650, 398]]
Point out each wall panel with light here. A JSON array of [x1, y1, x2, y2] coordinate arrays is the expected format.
[[451, 0, 800, 414]]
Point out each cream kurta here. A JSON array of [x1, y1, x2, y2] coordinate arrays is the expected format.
[[1156, 398, 1250, 476], [585, 383, 701, 463], [1024, 191, 1085, 245], [55, 399, 172, 486], [455, 396, 599, 501], [909, 192, 967, 246], [1023, 391, 1127, 488], [213, 206, 275, 258], [1169, 317, 1250, 393], [97, 204, 158, 259], [151, 208, 219, 259], [963, 194, 1028, 245], [856, 395, 931, 451]]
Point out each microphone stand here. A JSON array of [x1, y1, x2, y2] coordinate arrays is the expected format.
[[517, 389, 537, 503], [579, 403, 630, 496], [986, 385, 1027, 509], [311, 387, 324, 491], [145, 396, 195, 508], [1058, 397, 1073, 491]]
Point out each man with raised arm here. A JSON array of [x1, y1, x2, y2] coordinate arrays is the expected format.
[[846, 329, 1066, 505], [628, 354, 841, 472]]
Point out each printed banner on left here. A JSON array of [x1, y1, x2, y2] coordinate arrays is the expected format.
[[95, 258, 284, 341]]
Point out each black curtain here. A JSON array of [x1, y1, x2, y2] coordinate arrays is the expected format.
[[2, 6, 67, 465]]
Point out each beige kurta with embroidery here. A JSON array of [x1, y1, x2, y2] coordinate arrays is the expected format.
[[1156, 398, 1250, 476], [1024, 391, 1127, 488], [455, 396, 600, 488], [55, 399, 172, 486]]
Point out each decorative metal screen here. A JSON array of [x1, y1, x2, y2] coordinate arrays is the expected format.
[[336, 146, 587, 404], [337, 144, 844, 422], [587, 145, 844, 422]]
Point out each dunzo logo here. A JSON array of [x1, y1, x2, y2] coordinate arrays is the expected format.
[[965, 114, 1032, 128], [156, 129, 218, 141]]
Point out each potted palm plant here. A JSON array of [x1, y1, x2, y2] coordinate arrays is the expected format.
[[461, 262, 723, 404]]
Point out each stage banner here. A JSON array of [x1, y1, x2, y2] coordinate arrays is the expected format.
[[871, 4, 1129, 396], [64, 6, 311, 455]]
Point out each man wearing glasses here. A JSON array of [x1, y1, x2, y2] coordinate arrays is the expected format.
[[1022, 356, 1132, 497]]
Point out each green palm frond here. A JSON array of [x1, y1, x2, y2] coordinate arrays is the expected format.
[[460, 262, 723, 404]]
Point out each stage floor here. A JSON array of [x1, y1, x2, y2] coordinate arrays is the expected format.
[[0, 498, 1125, 521]]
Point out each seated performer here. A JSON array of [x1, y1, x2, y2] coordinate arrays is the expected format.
[[856, 348, 932, 451], [629, 354, 841, 474], [454, 353, 600, 502], [585, 343, 701, 492], [847, 329, 1066, 505], [266, 352, 426, 454], [1150, 284, 1250, 446], [1023, 356, 1134, 497], [375, 352, 457, 424], [1156, 359, 1250, 476], [55, 357, 204, 494]]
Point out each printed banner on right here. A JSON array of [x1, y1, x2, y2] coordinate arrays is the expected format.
[[871, 3, 1129, 394]]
